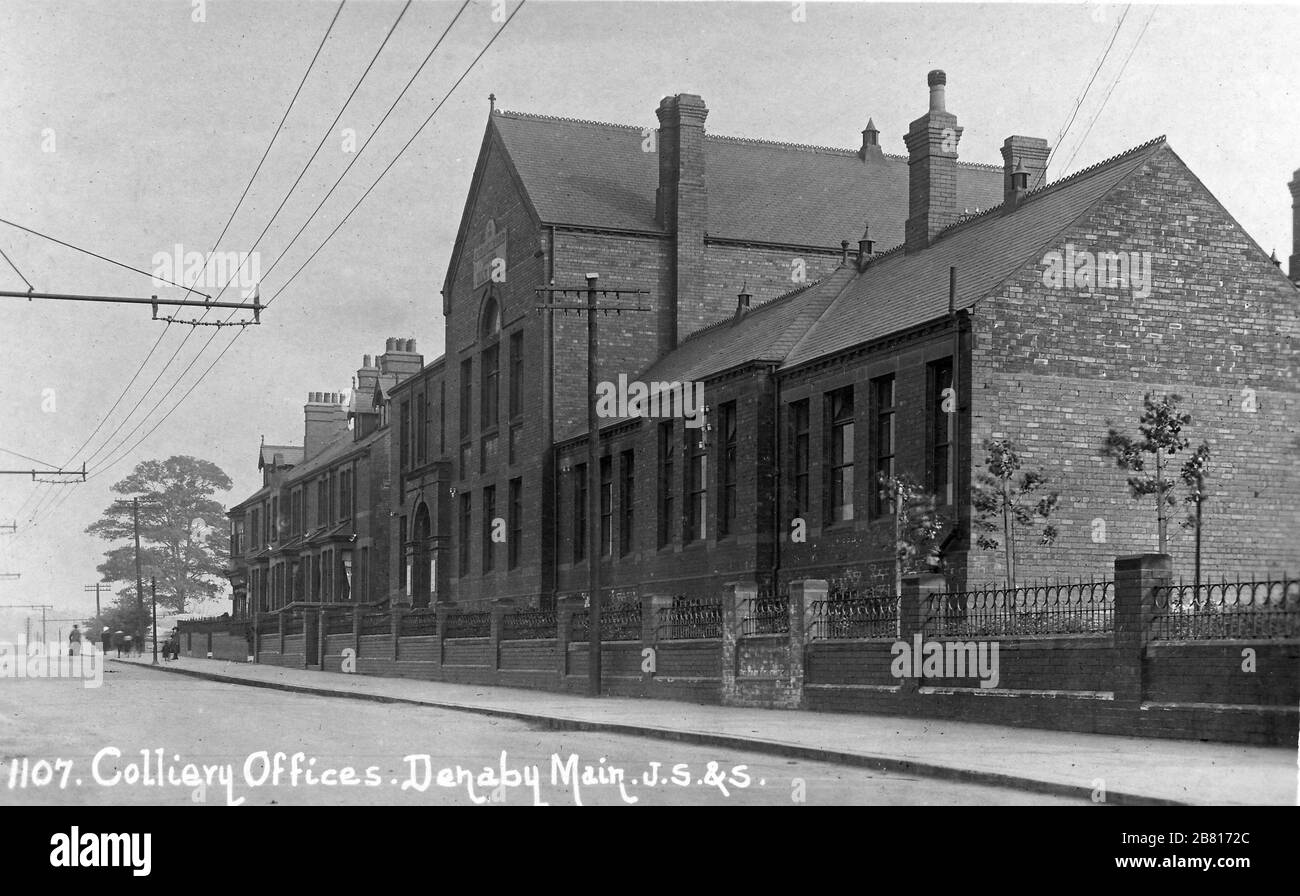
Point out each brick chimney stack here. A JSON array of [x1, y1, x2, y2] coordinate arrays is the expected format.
[[304, 391, 349, 461], [1289, 168, 1300, 283], [1001, 136, 1050, 201], [377, 337, 423, 381], [905, 70, 962, 253], [656, 93, 709, 349]]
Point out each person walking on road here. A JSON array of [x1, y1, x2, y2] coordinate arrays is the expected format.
[[68, 625, 82, 657], [101, 627, 111, 656], [118, 631, 129, 658]]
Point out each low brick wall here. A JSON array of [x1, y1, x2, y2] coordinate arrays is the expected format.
[[195, 564, 1296, 747]]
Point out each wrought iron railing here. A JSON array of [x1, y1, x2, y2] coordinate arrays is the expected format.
[[742, 586, 789, 636], [359, 612, 391, 636], [656, 596, 722, 640], [255, 615, 279, 636], [398, 610, 439, 638], [925, 580, 1114, 637], [571, 600, 643, 641], [812, 587, 899, 640], [502, 609, 557, 641], [1153, 575, 1299, 640], [444, 611, 492, 640]]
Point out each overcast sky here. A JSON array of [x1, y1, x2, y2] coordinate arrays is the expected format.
[[1, 0, 1296, 634]]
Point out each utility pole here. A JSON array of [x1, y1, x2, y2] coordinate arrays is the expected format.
[[150, 577, 158, 666], [84, 582, 106, 625], [535, 275, 651, 697], [134, 498, 144, 639], [0, 604, 53, 647]]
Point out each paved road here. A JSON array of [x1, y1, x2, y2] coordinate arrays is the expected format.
[[0, 665, 1082, 806]]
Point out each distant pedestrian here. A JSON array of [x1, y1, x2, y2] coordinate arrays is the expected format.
[[121, 632, 132, 657], [101, 627, 111, 655], [68, 625, 82, 657], [134, 633, 144, 657]]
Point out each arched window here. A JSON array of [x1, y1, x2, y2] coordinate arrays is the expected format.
[[480, 293, 501, 341]]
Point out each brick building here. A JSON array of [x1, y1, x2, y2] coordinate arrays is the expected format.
[[226, 339, 422, 617], [238, 70, 1300, 615]]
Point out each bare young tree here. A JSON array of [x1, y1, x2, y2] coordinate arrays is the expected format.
[[1102, 393, 1193, 553], [971, 438, 1059, 589]]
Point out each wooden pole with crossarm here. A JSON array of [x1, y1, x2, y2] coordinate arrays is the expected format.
[[535, 275, 651, 697]]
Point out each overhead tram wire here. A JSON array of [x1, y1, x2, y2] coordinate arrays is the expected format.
[[66, 0, 379, 473], [254, 0, 473, 289], [1059, 6, 1157, 176], [1040, 4, 1131, 189], [0, 244, 33, 291], [0, 447, 62, 469], [63, 0, 417, 490], [60, 1, 531, 497], [0, 217, 210, 297], [265, 0, 529, 310], [59, 0, 469, 491], [17, 1, 348, 532]]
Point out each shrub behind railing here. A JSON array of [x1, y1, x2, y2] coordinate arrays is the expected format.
[[501, 609, 557, 640], [398, 610, 439, 638], [1153, 576, 1299, 640], [444, 611, 492, 639], [656, 596, 722, 640], [926, 580, 1114, 637]]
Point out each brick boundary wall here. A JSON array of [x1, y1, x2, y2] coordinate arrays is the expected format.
[[182, 554, 1297, 745]]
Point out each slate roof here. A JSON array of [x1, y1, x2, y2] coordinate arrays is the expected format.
[[258, 445, 303, 469], [783, 137, 1167, 369], [491, 111, 1003, 248], [637, 136, 1168, 381]]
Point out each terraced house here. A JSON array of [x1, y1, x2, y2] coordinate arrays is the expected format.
[[226, 339, 422, 622]]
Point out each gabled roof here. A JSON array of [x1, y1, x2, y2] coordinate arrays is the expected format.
[[490, 110, 1003, 248], [640, 267, 857, 383], [782, 136, 1167, 369], [633, 135, 1169, 381], [258, 445, 303, 469]]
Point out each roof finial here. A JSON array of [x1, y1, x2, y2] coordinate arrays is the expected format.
[[489, 93, 496, 113]]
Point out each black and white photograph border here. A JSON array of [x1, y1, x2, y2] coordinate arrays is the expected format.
[[0, 0, 1297, 826]]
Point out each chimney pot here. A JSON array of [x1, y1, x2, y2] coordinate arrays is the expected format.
[[386, 338, 397, 351], [927, 69, 947, 112], [363, 354, 372, 368]]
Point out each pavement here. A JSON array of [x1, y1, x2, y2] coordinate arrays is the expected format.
[[112, 654, 1298, 806]]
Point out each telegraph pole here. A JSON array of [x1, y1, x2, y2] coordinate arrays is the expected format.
[[150, 577, 158, 666], [84, 582, 106, 624], [535, 275, 651, 697], [0, 604, 53, 648], [133, 498, 144, 638]]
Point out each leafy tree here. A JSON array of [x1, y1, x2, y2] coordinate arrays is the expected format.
[[86, 456, 232, 615], [1102, 393, 1193, 553], [877, 472, 946, 596], [1179, 441, 1211, 587], [971, 438, 1059, 589]]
